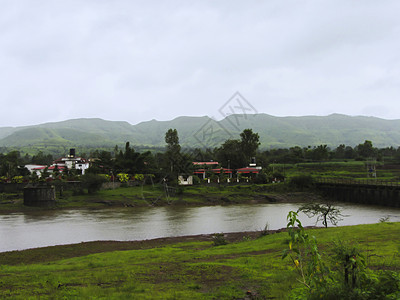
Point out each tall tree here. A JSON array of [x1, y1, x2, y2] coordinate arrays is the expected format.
[[216, 139, 246, 170], [31, 151, 53, 165], [0, 151, 24, 177], [114, 142, 141, 174], [334, 144, 346, 159], [89, 150, 114, 174], [312, 145, 329, 161], [165, 129, 183, 174], [240, 129, 260, 164], [344, 146, 355, 159], [356, 140, 376, 158], [165, 129, 181, 153]]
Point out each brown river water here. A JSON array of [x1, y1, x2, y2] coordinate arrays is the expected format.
[[1, 202, 399, 252]]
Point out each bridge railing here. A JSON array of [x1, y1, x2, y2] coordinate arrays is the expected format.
[[315, 177, 400, 187]]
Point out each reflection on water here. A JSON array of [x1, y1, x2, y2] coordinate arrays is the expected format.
[[0, 203, 399, 252]]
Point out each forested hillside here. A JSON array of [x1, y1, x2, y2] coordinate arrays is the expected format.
[[0, 114, 399, 153]]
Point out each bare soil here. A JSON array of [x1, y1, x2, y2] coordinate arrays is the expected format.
[[0, 230, 290, 266]]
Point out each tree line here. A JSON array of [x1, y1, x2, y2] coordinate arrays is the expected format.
[[1, 128, 400, 182]]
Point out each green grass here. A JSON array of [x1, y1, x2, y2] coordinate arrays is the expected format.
[[0, 222, 399, 299], [54, 183, 289, 209], [0, 183, 290, 213]]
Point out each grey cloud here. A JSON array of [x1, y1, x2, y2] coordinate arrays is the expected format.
[[1, 0, 400, 126]]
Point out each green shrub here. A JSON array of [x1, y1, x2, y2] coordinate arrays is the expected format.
[[212, 233, 228, 246], [81, 174, 107, 194], [301, 270, 400, 300], [72, 188, 85, 196], [288, 174, 315, 190], [176, 186, 184, 195], [271, 172, 285, 182], [284, 212, 400, 300], [254, 172, 267, 184], [192, 175, 201, 185]]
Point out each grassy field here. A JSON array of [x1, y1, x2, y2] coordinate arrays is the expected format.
[[0, 222, 399, 299]]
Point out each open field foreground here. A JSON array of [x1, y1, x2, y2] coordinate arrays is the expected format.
[[0, 222, 399, 299]]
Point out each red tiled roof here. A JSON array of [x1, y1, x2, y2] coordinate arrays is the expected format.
[[33, 166, 47, 170], [193, 168, 233, 174], [33, 166, 66, 170], [48, 166, 65, 170], [212, 168, 233, 174], [236, 167, 260, 173]]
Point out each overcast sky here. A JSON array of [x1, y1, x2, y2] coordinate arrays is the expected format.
[[1, 1, 400, 127]]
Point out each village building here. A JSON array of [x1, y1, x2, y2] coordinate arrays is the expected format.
[[236, 157, 262, 181], [26, 149, 90, 177], [52, 149, 89, 175], [24, 164, 47, 177], [192, 161, 219, 180], [190, 161, 234, 183], [178, 175, 193, 185], [30, 165, 66, 177]]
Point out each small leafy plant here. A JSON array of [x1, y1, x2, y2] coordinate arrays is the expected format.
[[212, 233, 228, 246], [282, 211, 400, 299], [282, 211, 327, 290], [259, 222, 270, 237]]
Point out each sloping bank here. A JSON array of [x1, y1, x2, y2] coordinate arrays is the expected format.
[[56, 184, 322, 209]]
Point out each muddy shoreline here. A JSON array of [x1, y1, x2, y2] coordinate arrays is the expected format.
[[0, 230, 286, 265]]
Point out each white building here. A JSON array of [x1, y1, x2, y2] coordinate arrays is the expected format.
[[26, 149, 90, 177], [53, 149, 90, 174], [25, 164, 47, 177]]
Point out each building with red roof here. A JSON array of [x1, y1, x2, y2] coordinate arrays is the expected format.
[[26, 149, 90, 177]]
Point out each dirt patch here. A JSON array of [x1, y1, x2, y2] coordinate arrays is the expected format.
[[0, 230, 285, 266]]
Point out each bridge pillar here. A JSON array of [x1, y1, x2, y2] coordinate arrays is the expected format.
[[24, 185, 56, 206]]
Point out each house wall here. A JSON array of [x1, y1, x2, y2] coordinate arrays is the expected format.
[[178, 175, 193, 185]]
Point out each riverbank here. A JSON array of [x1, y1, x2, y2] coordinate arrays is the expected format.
[[0, 230, 271, 265], [0, 183, 324, 213], [0, 222, 399, 299]]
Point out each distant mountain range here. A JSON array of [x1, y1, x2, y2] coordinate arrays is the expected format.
[[1, 114, 400, 151]]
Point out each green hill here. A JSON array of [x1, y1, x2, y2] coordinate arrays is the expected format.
[[0, 114, 399, 151], [219, 114, 400, 148], [35, 118, 135, 142], [0, 127, 18, 140]]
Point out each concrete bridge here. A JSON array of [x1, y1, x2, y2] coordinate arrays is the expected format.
[[315, 178, 400, 207]]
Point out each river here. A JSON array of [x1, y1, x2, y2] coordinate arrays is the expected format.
[[1, 202, 399, 252]]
